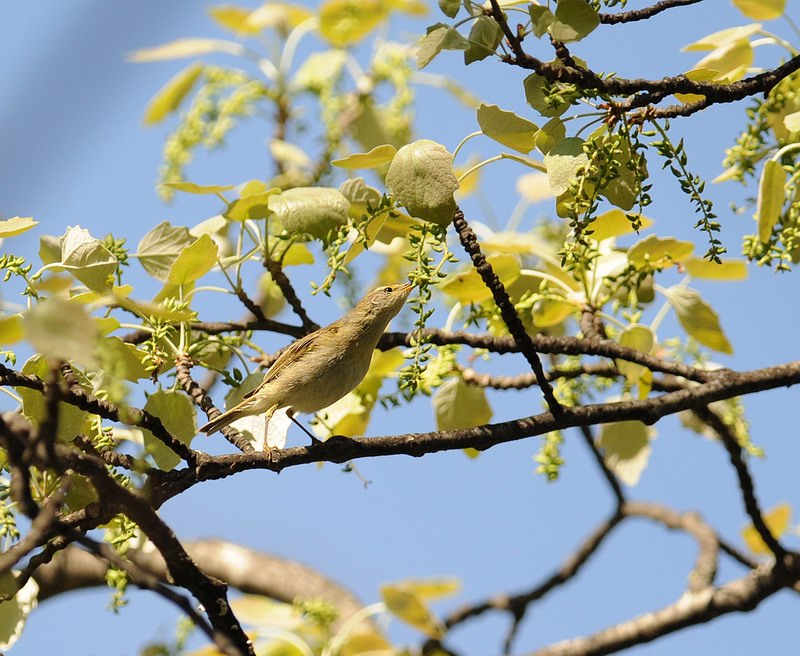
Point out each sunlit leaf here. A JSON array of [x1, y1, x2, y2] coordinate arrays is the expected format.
[[128, 38, 245, 62], [464, 15, 502, 64], [683, 257, 748, 280], [433, 377, 492, 431], [529, 5, 555, 38], [742, 502, 792, 555], [380, 584, 445, 639], [225, 181, 281, 222], [167, 234, 218, 285], [438, 0, 460, 18], [0, 573, 38, 651], [162, 181, 235, 194], [60, 226, 118, 293], [208, 5, 262, 34], [532, 297, 574, 327], [439, 254, 520, 303], [732, 0, 785, 20], [0, 315, 24, 345], [269, 187, 350, 239], [783, 110, 800, 132], [24, 297, 99, 369], [332, 144, 397, 169], [416, 25, 469, 68], [682, 24, 762, 51], [0, 217, 38, 238], [97, 337, 149, 382], [246, 3, 314, 31], [319, 0, 388, 47], [516, 172, 552, 203], [544, 137, 588, 196], [141, 390, 196, 471], [535, 117, 566, 155], [385, 139, 459, 227], [615, 324, 655, 385], [143, 62, 203, 125], [396, 577, 461, 600], [663, 286, 733, 354], [627, 235, 694, 268], [550, 0, 600, 43], [524, 73, 573, 117], [135, 221, 196, 282], [756, 158, 785, 242], [599, 421, 652, 486], [588, 209, 654, 242], [293, 50, 348, 91], [476, 103, 539, 154], [270, 139, 313, 171]]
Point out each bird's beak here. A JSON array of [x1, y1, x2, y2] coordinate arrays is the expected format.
[[401, 281, 415, 292]]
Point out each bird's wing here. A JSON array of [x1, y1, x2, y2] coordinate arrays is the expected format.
[[242, 327, 336, 399]]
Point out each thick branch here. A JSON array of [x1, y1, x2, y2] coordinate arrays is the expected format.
[[598, 0, 704, 24]]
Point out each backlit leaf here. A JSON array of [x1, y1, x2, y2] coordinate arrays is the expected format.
[[395, 577, 461, 600], [168, 234, 218, 285], [380, 584, 445, 639], [208, 5, 262, 34], [529, 5, 555, 38], [682, 24, 762, 51], [433, 377, 492, 431], [60, 226, 118, 293], [683, 257, 748, 280], [742, 502, 792, 555], [516, 172, 552, 203], [464, 15, 502, 64], [627, 235, 694, 268], [524, 74, 573, 117], [756, 158, 786, 242], [141, 390, 196, 471], [535, 117, 566, 155], [0, 315, 23, 345], [544, 137, 588, 196], [417, 25, 469, 68], [599, 421, 652, 486], [270, 187, 350, 240], [143, 62, 203, 125], [476, 103, 539, 154], [733, 0, 785, 20], [162, 181, 235, 194], [588, 209, 653, 242], [0, 572, 38, 651], [385, 139, 459, 227], [135, 221, 196, 282], [615, 324, 655, 385], [24, 297, 99, 368], [550, 0, 600, 43], [332, 144, 397, 169], [0, 217, 38, 238], [319, 0, 388, 47], [225, 181, 281, 222], [128, 38, 244, 62], [663, 286, 733, 354], [439, 254, 520, 303]]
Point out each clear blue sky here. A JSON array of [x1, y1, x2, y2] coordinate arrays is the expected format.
[[1, 1, 798, 654]]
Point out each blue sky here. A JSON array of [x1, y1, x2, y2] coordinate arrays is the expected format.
[[2, 1, 799, 654]]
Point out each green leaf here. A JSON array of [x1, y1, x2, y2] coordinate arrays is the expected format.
[[0, 572, 38, 651], [332, 144, 397, 169], [60, 226, 118, 293], [433, 377, 493, 431], [532, 297, 574, 328], [269, 139, 313, 171], [224, 181, 281, 222], [438, 0, 460, 18], [550, 0, 599, 43], [141, 390, 196, 471], [24, 297, 99, 368], [0, 315, 23, 345], [380, 584, 445, 639], [535, 117, 566, 155], [293, 50, 348, 91], [134, 221, 195, 282], [416, 25, 469, 68], [588, 209, 654, 242], [756, 158, 786, 242], [0, 217, 38, 238], [683, 257, 748, 280], [208, 5, 263, 34], [168, 234, 219, 285], [733, 0, 785, 20], [439, 254, 520, 303], [464, 15, 502, 64], [97, 337, 149, 382], [543, 137, 588, 196], [682, 24, 763, 51], [529, 5, 555, 38], [615, 325, 655, 385], [385, 139, 459, 227], [319, 0, 388, 47], [143, 62, 203, 125], [476, 103, 539, 154], [269, 187, 350, 239], [39, 235, 62, 266], [162, 181, 235, 194], [524, 73, 573, 117], [627, 235, 694, 268], [663, 286, 733, 354], [394, 577, 461, 600], [128, 38, 245, 62], [17, 354, 89, 442], [599, 421, 651, 486]]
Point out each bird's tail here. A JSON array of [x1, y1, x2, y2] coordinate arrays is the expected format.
[[199, 407, 248, 435]]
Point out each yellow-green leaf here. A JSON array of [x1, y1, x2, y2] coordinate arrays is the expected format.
[[0, 572, 38, 651], [128, 38, 245, 62], [162, 181, 235, 194], [516, 172, 552, 203], [663, 286, 733, 354], [464, 15, 502, 64], [246, 3, 313, 32], [476, 103, 539, 154], [683, 257, 748, 280], [332, 144, 397, 169], [208, 5, 262, 34], [24, 297, 99, 368], [599, 421, 652, 486], [535, 117, 566, 155], [627, 235, 694, 268], [439, 254, 520, 304], [0, 315, 24, 345], [433, 377, 492, 431], [733, 0, 785, 20], [756, 158, 786, 242], [143, 62, 203, 125], [742, 502, 792, 555], [319, 0, 388, 47], [168, 234, 218, 285], [394, 577, 461, 600], [141, 390, 196, 471], [544, 138, 588, 196], [682, 24, 762, 51], [550, 0, 600, 43], [783, 110, 800, 132], [269, 187, 350, 239], [615, 324, 655, 385], [270, 140, 313, 170], [532, 297, 574, 328], [60, 226, 118, 293], [225, 181, 281, 222], [588, 209, 654, 242], [0, 217, 38, 238], [135, 221, 196, 282], [385, 139, 459, 228], [97, 337, 149, 382], [380, 584, 445, 639]]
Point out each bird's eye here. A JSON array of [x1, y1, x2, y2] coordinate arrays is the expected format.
[[382, 286, 392, 293]]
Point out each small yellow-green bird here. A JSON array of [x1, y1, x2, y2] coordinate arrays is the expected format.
[[199, 281, 413, 439]]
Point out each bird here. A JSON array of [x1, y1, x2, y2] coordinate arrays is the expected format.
[[199, 281, 414, 443]]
